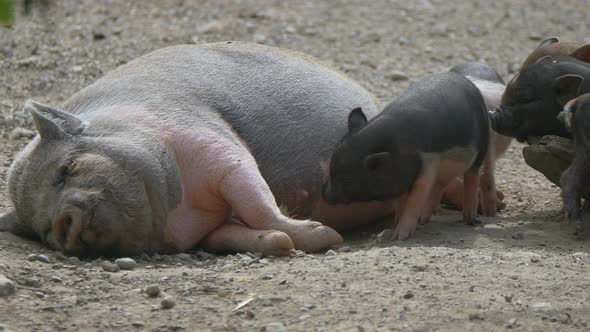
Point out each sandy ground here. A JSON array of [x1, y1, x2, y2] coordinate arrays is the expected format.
[[1, 0, 590, 331]]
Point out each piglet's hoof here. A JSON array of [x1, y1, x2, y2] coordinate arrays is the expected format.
[[464, 218, 482, 226], [284, 219, 343, 253]]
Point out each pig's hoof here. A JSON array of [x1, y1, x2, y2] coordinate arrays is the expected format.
[[285, 220, 343, 253], [391, 223, 416, 240], [255, 231, 295, 256], [464, 218, 482, 226]]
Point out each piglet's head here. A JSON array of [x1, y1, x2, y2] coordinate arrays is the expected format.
[[322, 108, 420, 204]]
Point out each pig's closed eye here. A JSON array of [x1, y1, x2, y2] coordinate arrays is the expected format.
[[54, 163, 72, 189]]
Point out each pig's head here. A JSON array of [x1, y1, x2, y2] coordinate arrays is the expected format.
[[2, 101, 180, 256], [322, 108, 421, 204], [491, 44, 590, 142]]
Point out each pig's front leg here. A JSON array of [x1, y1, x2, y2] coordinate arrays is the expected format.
[[561, 158, 584, 232], [220, 160, 343, 252], [392, 161, 438, 240]]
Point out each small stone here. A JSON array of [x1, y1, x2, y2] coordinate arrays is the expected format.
[[386, 71, 409, 81], [402, 292, 414, 299], [531, 302, 551, 310], [262, 274, 273, 280], [9, 127, 35, 141], [68, 256, 81, 265], [507, 318, 518, 328], [161, 296, 176, 309], [504, 294, 513, 303], [530, 256, 539, 263], [264, 322, 286, 332], [0, 275, 16, 297], [376, 229, 393, 241], [71, 65, 83, 73], [50, 276, 62, 283], [93, 31, 106, 40], [101, 261, 120, 273], [338, 246, 352, 253], [175, 253, 191, 261], [131, 321, 145, 328], [26, 254, 51, 263], [278, 279, 287, 285], [469, 313, 484, 321], [325, 250, 337, 256], [511, 232, 524, 240], [145, 284, 161, 297], [115, 258, 137, 270]]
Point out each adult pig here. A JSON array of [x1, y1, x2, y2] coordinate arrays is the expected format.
[[444, 62, 509, 216], [323, 72, 489, 240], [491, 41, 590, 141], [0, 42, 391, 256]]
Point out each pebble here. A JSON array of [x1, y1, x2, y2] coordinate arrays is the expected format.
[[386, 70, 410, 81], [402, 292, 414, 299], [115, 258, 137, 270], [262, 274, 273, 280], [101, 261, 120, 273], [507, 318, 518, 328], [68, 256, 81, 265], [338, 246, 352, 253], [27, 254, 51, 263], [131, 321, 145, 328], [9, 127, 35, 141], [325, 250, 337, 256], [161, 296, 176, 309], [264, 322, 286, 332], [145, 284, 161, 297], [376, 229, 393, 241], [531, 302, 551, 310], [0, 275, 16, 297], [468, 313, 484, 321], [175, 253, 191, 261]]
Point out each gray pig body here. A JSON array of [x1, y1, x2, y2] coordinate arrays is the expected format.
[[2, 42, 382, 256]]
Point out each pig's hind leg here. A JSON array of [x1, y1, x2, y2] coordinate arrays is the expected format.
[[220, 161, 343, 252], [479, 141, 498, 217], [201, 219, 294, 256], [463, 170, 481, 225]]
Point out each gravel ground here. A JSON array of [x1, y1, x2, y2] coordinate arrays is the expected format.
[[1, 1, 590, 331]]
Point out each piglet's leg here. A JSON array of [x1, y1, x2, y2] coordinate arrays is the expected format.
[[392, 161, 438, 240], [419, 184, 444, 225], [561, 161, 583, 232], [201, 220, 294, 256], [479, 144, 497, 217], [220, 162, 343, 252], [463, 170, 480, 225]]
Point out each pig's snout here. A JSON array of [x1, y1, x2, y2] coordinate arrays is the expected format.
[[53, 190, 99, 253], [53, 208, 86, 252], [489, 106, 518, 137]]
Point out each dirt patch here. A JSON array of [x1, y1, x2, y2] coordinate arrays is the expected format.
[[1, 1, 590, 331]]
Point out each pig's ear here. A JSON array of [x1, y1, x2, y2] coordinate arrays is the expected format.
[[348, 108, 368, 134], [570, 44, 590, 63], [26, 100, 84, 140], [537, 37, 559, 49], [0, 210, 39, 241], [552, 74, 584, 107], [364, 152, 391, 171]]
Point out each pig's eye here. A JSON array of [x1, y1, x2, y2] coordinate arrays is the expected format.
[[54, 160, 75, 188]]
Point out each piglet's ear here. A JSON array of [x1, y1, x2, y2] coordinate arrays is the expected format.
[[364, 152, 391, 172], [26, 100, 84, 141], [348, 107, 368, 134], [552, 74, 584, 107], [570, 44, 590, 63], [537, 37, 559, 49]]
